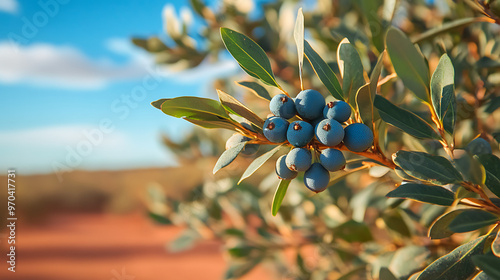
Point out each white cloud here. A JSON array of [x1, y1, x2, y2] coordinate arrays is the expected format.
[[0, 42, 149, 89], [0, 0, 18, 14]]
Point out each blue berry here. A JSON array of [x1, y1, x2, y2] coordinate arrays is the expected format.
[[343, 123, 373, 152], [304, 163, 330, 193], [287, 121, 314, 147], [315, 119, 344, 147], [226, 133, 259, 155], [276, 154, 298, 179], [295, 89, 325, 120], [263, 116, 289, 143], [320, 149, 346, 172], [270, 94, 296, 119], [285, 148, 312, 172], [323, 100, 351, 123], [465, 137, 492, 155]]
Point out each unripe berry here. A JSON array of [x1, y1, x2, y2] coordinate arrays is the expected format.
[[295, 89, 325, 120], [276, 154, 298, 179], [263, 116, 289, 143], [323, 100, 351, 123], [320, 148, 346, 172], [315, 119, 344, 147], [285, 148, 312, 172], [270, 94, 296, 119], [343, 123, 373, 152], [287, 121, 314, 147], [465, 137, 492, 155], [226, 133, 259, 155], [304, 163, 330, 193]]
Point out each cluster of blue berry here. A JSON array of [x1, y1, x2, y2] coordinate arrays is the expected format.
[[263, 89, 374, 193]]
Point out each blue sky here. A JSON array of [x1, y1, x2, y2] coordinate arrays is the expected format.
[[0, 0, 244, 175]]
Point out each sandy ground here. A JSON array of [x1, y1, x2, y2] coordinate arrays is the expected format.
[[0, 213, 271, 280]]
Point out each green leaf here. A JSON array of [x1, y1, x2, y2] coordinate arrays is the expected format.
[[417, 235, 489, 280], [272, 179, 291, 216], [168, 230, 200, 252], [448, 209, 498, 233], [227, 245, 256, 258], [431, 54, 456, 135], [386, 183, 455, 206], [393, 151, 463, 185], [374, 95, 440, 139], [357, 0, 385, 53], [412, 18, 484, 43], [338, 39, 366, 107], [379, 267, 398, 280], [492, 230, 500, 257], [370, 52, 385, 121], [161, 96, 230, 120], [454, 152, 486, 186], [304, 40, 344, 101], [334, 220, 373, 243], [220, 27, 280, 88], [386, 28, 430, 102], [148, 212, 171, 225], [473, 255, 500, 279], [236, 81, 272, 101], [429, 209, 466, 239], [217, 89, 264, 128], [389, 246, 430, 279], [224, 257, 262, 280], [473, 271, 495, 280], [356, 84, 373, 130], [294, 8, 304, 89], [151, 98, 168, 110], [382, 209, 412, 237], [476, 155, 500, 199], [183, 118, 238, 131], [213, 142, 247, 174], [238, 145, 282, 184]]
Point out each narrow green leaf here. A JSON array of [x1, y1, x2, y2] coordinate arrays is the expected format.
[[213, 142, 247, 174], [493, 230, 500, 257], [431, 54, 456, 135], [386, 28, 430, 102], [272, 179, 291, 216], [449, 209, 498, 233], [412, 18, 484, 43], [334, 220, 373, 243], [338, 39, 366, 107], [473, 255, 500, 279], [224, 257, 262, 279], [389, 246, 429, 279], [227, 245, 255, 258], [357, 0, 385, 52], [473, 271, 495, 280], [183, 118, 238, 131], [148, 212, 171, 225], [382, 209, 411, 237], [304, 40, 344, 101], [379, 267, 398, 280], [236, 81, 272, 101], [151, 98, 168, 110], [238, 145, 282, 184], [161, 96, 230, 120], [429, 209, 466, 239], [217, 89, 265, 128], [220, 27, 280, 88], [393, 151, 463, 185], [294, 8, 304, 90], [168, 230, 200, 253], [476, 155, 500, 199], [417, 235, 489, 280], [374, 95, 441, 139], [386, 183, 455, 206], [454, 152, 486, 186], [370, 52, 385, 105], [356, 84, 373, 131]]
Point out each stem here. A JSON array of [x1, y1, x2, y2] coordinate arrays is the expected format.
[[461, 181, 500, 214]]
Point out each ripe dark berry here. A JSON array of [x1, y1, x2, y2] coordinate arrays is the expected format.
[[287, 121, 314, 147], [315, 119, 344, 147], [276, 154, 298, 180], [295, 89, 325, 120], [465, 137, 492, 155], [343, 123, 373, 152], [263, 116, 289, 143], [319, 148, 346, 172], [323, 100, 351, 123], [285, 148, 312, 172], [225, 133, 259, 155], [304, 163, 330, 193], [270, 94, 296, 119]]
